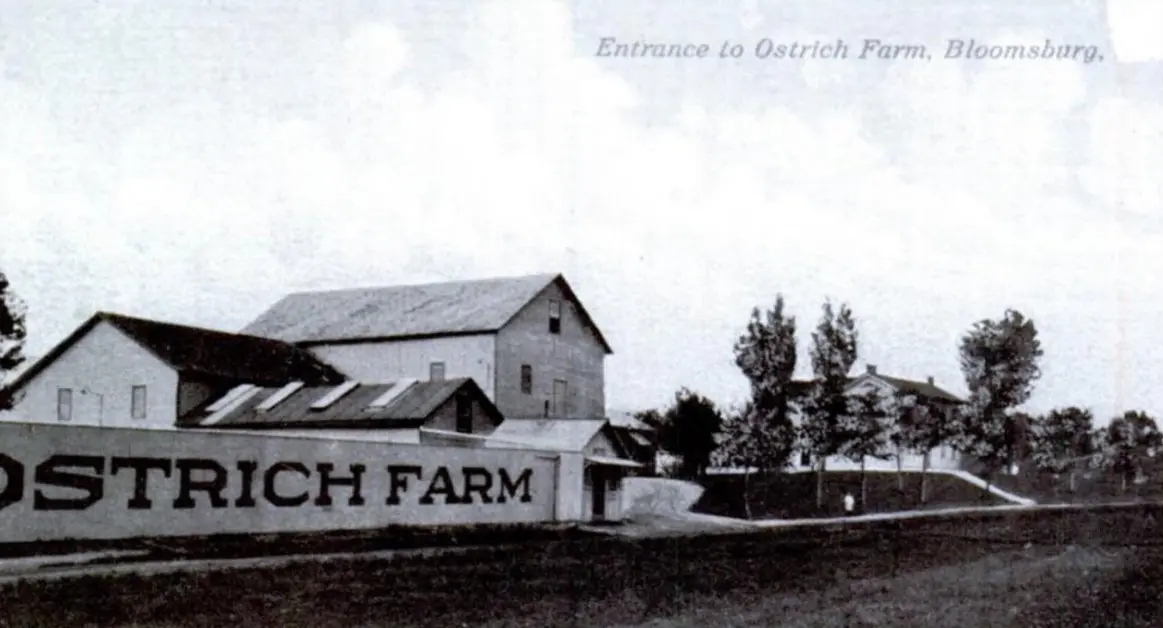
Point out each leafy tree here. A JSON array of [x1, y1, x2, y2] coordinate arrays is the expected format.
[[957, 309, 1043, 491], [895, 391, 962, 504], [0, 271, 28, 411], [801, 300, 858, 509], [1030, 406, 1096, 494], [1101, 410, 1162, 493], [726, 295, 800, 517], [653, 388, 723, 479], [843, 389, 892, 508]]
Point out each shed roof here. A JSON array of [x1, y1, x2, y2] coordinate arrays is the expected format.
[[485, 418, 610, 453], [180, 377, 501, 429], [239, 273, 613, 353], [3, 312, 344, 396]]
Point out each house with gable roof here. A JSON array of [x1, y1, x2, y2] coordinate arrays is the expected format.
[[240, 273, 614, 422], [789, 364, 967, 473], [0, 312, 344, 429]]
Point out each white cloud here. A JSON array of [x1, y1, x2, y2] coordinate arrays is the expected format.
[[1107, 0, 1163, 61], [1, 1, 1161, 420]]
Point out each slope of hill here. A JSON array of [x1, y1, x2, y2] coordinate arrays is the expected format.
[[694, 469, 1016, 520]]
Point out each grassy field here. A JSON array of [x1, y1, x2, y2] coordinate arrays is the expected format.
[[0, 522, 587, 562], [0, 504, 1159, 627], [987, 462, 1163, 506], [694, 470, 1009, 520]]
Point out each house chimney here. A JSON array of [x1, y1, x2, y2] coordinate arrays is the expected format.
[[866, 364, 877, 376], [927, 376, 934, 386]]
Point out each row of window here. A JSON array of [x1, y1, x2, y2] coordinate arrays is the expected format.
[[430, 361, 568, 418], [56, 386, 147, 423]]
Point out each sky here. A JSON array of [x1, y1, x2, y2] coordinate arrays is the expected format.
[[1, 0, 1161, 424]]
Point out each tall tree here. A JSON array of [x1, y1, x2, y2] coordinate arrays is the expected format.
[[801, 300, 859, 509], [1030, 407, 1097, 494], [0, 271, 28, 411], [896, 392, 962, 504], [1101, 410, 1162, 493], [654, 388, 723, 479], [843, 389, 892, 508], [957, 309, 1043, 491], [726, 295, 800, 517]]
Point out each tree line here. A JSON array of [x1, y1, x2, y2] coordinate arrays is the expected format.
[[640, 294, 1163, 508]]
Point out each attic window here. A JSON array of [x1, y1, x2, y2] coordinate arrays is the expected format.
[[520, 365, 532, 394], [548, 299, 561, 334], [456, 393, 472, 434]]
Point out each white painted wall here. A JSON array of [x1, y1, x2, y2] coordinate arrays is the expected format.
[[1, 321, 178, 429], [787, 377, 964, 473], [308, 335, 496, 398]]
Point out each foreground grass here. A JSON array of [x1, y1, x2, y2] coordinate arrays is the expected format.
[[1, 505, 1160, 627]]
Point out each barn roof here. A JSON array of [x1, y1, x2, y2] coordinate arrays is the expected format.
[[239, 273, 613, 353], [3, 312, 344, 395], [179, 377, 502, 429]]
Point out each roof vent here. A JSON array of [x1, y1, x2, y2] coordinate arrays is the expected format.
[[866, 365, 877, 376], [256, 381, 304, 412], [368, 378, 418, 409], [310, 381, 360, 411]]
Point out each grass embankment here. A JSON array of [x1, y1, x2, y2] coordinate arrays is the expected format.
[[1, 504, 1159, 627], [987, 460, 1163, 506], [694, 470, 1010, 520]]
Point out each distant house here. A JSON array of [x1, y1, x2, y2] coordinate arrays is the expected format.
[[789, 364, 966, 473], [0, 312, 343, 429], [607, 410, 658, 473], [178, 377, 504, 444], [241, 273, 613, 421]]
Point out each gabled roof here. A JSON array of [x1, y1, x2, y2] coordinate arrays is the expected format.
[[484, 418, 621, 453], [180, 377, 502, 429], [4, 312, 345, 395], [239, 273, 613, 354], [848, 372, 964, 404]]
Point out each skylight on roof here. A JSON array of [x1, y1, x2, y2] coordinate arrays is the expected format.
[[205, 384, 256, 413], [256, 381, 304, 412], [367, 378, 418, 409], [310, 381, 360, 411], [203, 386, 262, 425]]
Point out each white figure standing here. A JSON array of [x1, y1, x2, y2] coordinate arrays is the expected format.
[[843, 492, 855, 515]]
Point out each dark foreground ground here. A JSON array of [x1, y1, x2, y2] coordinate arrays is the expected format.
[[1, 505, 1160, 627]]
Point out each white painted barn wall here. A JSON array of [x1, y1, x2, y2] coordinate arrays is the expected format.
[[1, 321, 178, 429], [307, 335, 496, 398]]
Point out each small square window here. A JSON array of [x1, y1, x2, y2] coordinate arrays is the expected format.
[[429, 362, 446, 381], [131, 385, 147, 420], [57, 388, 73, 422], [520, 365, 532, 394]]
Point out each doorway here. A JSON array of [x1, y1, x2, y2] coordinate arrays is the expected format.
[[591, 466, 606, 519]]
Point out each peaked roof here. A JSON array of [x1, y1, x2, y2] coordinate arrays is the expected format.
[[239, 273, 613, 353], [850, 372, 964, 403], [4, 312, 345, 395], [180, 377, 502, 429]]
